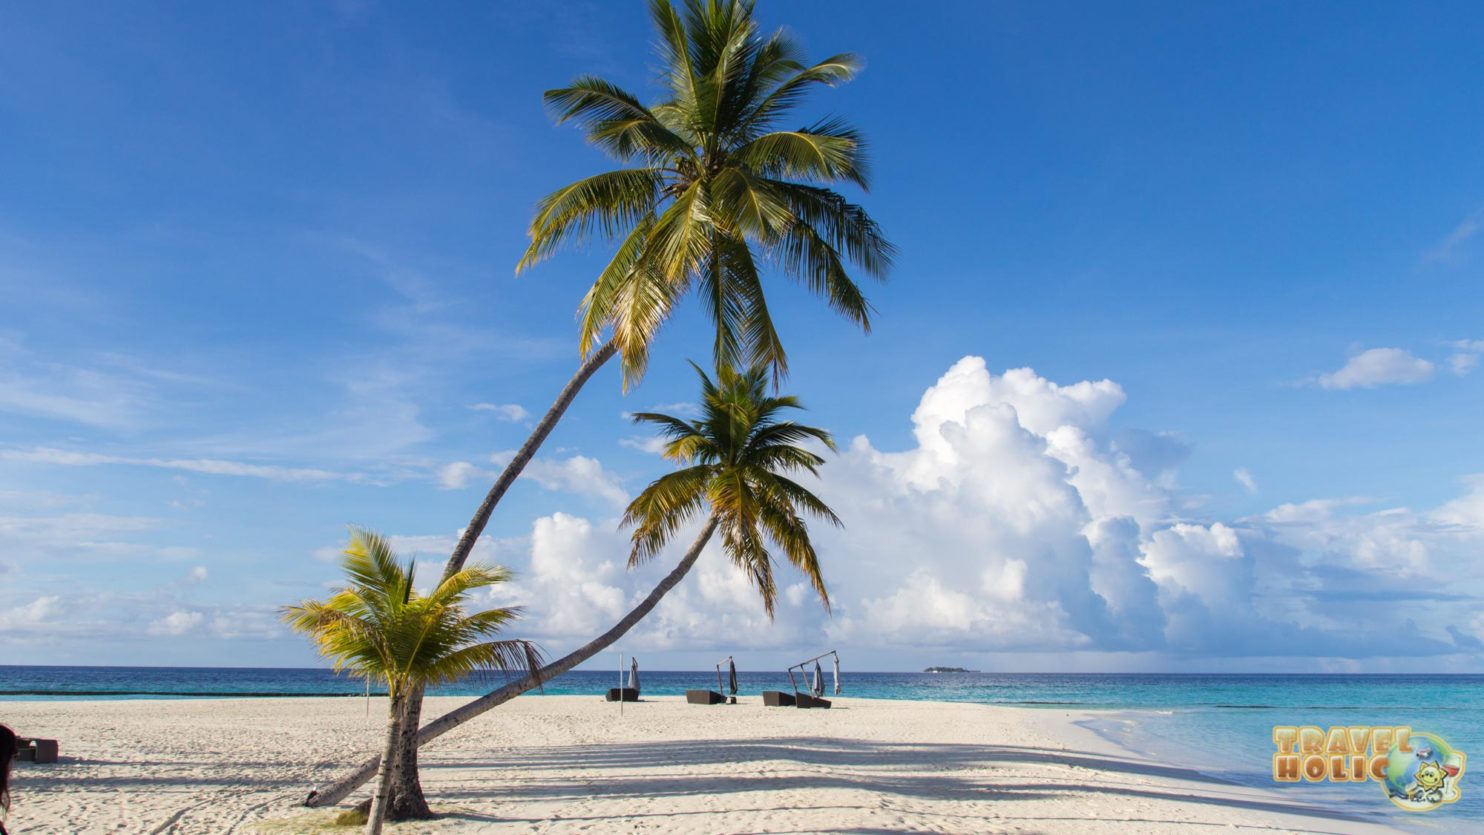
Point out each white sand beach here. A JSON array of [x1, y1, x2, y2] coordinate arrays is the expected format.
[[3, 695, 1401, 834]]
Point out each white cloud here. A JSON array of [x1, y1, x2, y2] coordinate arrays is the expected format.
[[522, 513, 627, 637], [0, 509, 194, 568], [619, 435, 669, 455], [497, 355, 1476, 661], [434, 453, 627, 504], [1234, 468, 1258, 494], [149, 609, 205, 636], [0, 596, 62, 629], [1317, 347, 1435, 390], [524, 455, 629, 507], [0, 335, 155, 429], [1423, 209, 1482, 264], [647, 401, 701, 417], [438, 461, 481, 490], [1449, 339, 1484, 376], [469, 403, 529, 422], [798, 356, 1483, 659], [1, 447, 344, 482]]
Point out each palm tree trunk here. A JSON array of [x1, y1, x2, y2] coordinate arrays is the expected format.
[[385, 688, 433, 820], [364, 692, 405, 835], [305, 514, 719, 809], [441, 340, 617, 580], [375, 341, 616, 814]]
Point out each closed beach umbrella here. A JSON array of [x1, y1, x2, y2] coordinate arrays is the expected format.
[[832, 654, 841, 695], [812, 661, 824, 697], [728, 658, 738, 695], [628, 657, 640, 694]]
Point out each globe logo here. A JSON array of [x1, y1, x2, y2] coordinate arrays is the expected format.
[[1382, 731, 1466, 812]]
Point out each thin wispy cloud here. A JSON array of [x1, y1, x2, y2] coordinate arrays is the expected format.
[[0, 334, 154, 429], [1423, 208, 1483, 264], [469, 402, 529, 421], [1234, 468, 1259, 494], [1316, 347, 1435, 390], [619, 435, 669, 455], [436, 452, 628, 507], [1, 447, 346, 482], [1448, 339, 1484, 376]]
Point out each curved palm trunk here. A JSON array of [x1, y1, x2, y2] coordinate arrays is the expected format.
[[306, 515, 719, 809], [372, 341, 616, 815], [364, 692, 405, 835], [443, 340, 618, 580]]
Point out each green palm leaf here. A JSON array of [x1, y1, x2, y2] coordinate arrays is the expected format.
[[281, 529, 544, 699], [522, 0, 892, 383], [622, 363, 838, 614]]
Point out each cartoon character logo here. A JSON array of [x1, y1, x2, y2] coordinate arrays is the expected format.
[[1383, 732, 1466, 812], [1413, 761, 1447, 803]]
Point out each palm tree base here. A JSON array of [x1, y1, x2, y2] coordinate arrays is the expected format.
[[348, 792, 435, 823], [386, 791, 435, 821]]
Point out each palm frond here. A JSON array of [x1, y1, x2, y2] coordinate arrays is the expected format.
[[622, 362, 840, 617], [282, 532, 535, 700], [521, 0, 888, 392], [736, 120, 868, 188], [543, 76, 694, 161], [623, 465, 712, 564], [739, 53, 862, 134], [518, 169, 664, 271]]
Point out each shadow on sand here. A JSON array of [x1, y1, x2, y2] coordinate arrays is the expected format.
[[16, 736, 1389, 833], [422, 737, 1385, 833]]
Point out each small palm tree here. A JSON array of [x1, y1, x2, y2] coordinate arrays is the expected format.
[[304, 366, 841, 806], [282, 531, 542, 834]]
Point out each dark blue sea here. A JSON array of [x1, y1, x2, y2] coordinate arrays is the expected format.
[[3, 667, 1478, 826]]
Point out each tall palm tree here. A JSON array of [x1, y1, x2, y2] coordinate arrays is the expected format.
[[283, 531, 542, 831], [436, 0, 890, 586], [305, 364, 839, 807]]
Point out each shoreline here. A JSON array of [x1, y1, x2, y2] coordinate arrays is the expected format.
[[4, 694, 1405, 833]]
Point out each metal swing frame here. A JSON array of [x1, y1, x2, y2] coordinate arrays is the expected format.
[[786, 649, 839, 697]]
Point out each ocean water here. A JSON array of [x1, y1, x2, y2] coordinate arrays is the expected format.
[[3, 667, 1478, 826]]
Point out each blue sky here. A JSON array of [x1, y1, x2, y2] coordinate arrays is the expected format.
[[2, 1, 1482, 672]]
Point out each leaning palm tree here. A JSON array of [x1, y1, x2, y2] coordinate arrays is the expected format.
[[437, 0, 890, 587], [305, 364, 839, 807], [283, 531, 542, 832]]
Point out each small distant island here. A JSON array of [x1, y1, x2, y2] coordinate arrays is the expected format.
[[923, 666, 975, 673]]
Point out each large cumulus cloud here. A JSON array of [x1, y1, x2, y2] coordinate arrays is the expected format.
[[804, 357, 1484, 661]]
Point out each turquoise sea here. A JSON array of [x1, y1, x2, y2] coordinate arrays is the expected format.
[[3, 667, 1478, 827]]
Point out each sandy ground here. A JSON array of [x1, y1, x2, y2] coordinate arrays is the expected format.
[[2, 695, 1402, 834]]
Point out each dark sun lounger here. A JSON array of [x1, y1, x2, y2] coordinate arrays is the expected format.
[[17, 737, 60, 763]]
